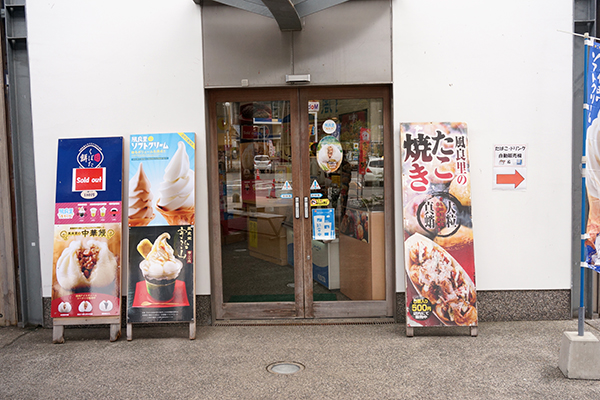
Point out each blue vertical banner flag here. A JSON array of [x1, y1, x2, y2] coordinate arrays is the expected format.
[[584, 40, 600, 273]]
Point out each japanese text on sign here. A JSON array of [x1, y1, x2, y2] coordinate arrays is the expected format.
[[177, 226, 194, 263], [494, 144, 527, 167], [403, 128, 468, 192]]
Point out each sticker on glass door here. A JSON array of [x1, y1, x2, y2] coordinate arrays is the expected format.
[[312, 208, 335, 240]]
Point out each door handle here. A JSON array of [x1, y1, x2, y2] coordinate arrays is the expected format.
[[304, 197, 309, 219], [295, 197, 300, 219]]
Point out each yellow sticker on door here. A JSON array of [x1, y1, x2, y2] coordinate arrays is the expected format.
[[310, 198, 330, 207]]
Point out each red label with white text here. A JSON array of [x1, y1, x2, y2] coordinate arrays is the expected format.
[[72, 168, 106, 191]]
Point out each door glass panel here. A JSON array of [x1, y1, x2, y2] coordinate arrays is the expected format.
[[217, 100, 296, 303], [308, 98, 385, 301]]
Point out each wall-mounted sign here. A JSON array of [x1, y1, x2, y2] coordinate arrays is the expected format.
[[493, 144, 527, 190]]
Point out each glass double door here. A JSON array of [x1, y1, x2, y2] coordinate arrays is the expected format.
[[208, 86, 392, 320]]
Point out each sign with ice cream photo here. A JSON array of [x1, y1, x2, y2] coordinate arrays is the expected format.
[[128, 133, 195, 227], [127, 226, 195, 323], [316, 135, 343, 173], [401, 122, 478, 332], [127, 133, 196, 331]]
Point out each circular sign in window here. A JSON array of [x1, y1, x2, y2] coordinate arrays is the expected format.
[[322, 119, 337, 134], [316, 135, 343, 173]]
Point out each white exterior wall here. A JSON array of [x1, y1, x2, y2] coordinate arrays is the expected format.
[[26, 1, 210, 296], [393, 0, 573, 290], [27, 0, 573, 298]]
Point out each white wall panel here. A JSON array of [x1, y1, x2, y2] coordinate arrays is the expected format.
[[393, 0, 573, 290], [26, 1, 210, 296], [25, 0, 574, 299]]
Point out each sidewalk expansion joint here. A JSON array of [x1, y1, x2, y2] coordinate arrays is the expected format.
[[0, 329, 33, 349]]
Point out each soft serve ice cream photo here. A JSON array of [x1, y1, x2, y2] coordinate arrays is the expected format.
[[127, 225, 195, 323], [128, 162, 155, 226], [128, 133, 195, 226], [127, 133, 195, 323], [137, 232, 183, 301], [156, 141, 195, 225]]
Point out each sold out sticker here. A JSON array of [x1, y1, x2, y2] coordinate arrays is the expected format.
[[409, 297, 432, 321], [72, 167, 106, 192]]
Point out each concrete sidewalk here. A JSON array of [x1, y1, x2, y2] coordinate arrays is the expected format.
[[1, 319, 599, 399]]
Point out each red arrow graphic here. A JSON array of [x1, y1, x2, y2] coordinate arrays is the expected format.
[[496, 170, 524, 188]]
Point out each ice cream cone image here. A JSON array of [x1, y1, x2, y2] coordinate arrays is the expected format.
[[156, 203, 195, 226], [128, 162, 155, 227], [156, 141, 195, 225]]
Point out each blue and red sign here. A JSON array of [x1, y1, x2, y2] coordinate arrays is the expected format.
[[52, 137, 123, 319], [55, 137, 123, 203]]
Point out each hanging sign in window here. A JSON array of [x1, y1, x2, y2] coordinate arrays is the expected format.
[[312, 208, 335, 240]]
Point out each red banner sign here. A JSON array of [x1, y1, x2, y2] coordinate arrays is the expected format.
[[401, 122, 477, 329], [358, 128, 370, 175]]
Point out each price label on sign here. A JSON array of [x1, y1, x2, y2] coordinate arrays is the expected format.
[[409, 297, 432, 321]]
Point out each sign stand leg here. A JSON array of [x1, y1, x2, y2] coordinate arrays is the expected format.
[[127, 323, 133, 341], [52, 325, 65, 344], [189, 321, 196, 340], [406, 326, 414, 337], [110, 323, 121, 341], [470, 326, 478, 337]]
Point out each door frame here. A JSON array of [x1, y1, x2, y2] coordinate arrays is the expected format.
[[206, 85, 395, 321], [299, 86, 395, 319]]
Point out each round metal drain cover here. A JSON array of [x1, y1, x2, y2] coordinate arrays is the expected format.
[[267, 361, 305, 375]]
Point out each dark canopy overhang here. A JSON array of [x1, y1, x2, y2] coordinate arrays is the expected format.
[[193, 0, 350, 31]]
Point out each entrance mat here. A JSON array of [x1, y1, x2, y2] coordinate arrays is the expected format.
[[228, 293, 337, 303]]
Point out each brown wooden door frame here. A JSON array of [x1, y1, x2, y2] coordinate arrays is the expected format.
[[207, 88, 305, 320], [299, 86, 395, 319], [207, 85, 394, 321]]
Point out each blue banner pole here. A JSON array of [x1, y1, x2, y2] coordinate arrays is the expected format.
[[580, 33, 591, 337]]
